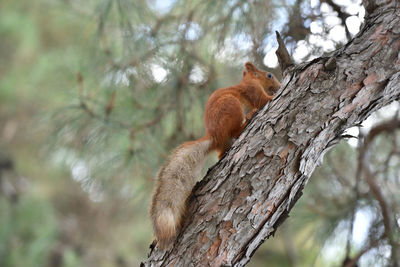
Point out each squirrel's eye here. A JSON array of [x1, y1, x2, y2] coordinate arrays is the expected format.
[[267, 73, 272, 78]]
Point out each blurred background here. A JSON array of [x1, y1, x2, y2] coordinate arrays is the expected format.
[[0, 0, 399, 266]]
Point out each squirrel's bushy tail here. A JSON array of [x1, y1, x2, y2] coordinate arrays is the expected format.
[[150, 136, 212, 249]]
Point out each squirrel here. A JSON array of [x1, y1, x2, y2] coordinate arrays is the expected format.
[[150, 62, 281, 249]]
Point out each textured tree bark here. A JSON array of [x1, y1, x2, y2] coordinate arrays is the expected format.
[[142, 1, 400, 266]]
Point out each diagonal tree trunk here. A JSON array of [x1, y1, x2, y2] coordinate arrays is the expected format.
[[143, 1, 400, 266]]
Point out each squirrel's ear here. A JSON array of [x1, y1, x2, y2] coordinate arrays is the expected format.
[[245, 62, 257, 73]]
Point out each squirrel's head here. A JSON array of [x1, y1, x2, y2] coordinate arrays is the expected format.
[[242, 62, 281, 96]]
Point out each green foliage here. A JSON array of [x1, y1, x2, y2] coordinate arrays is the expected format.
[[0, 194, 58, 267]]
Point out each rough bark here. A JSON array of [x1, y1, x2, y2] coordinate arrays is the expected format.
[[143, 1, 400, 266]]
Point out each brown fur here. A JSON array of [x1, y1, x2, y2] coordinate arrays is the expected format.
[[150, 62, 280, 249]]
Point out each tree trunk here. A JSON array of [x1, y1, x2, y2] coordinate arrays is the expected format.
[[143, 1, 400, 266]]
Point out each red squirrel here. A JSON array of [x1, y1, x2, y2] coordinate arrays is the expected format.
[[150, 62, 281, 249]]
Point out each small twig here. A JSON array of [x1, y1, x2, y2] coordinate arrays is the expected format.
[[362, 116, 400, 154], [343, 234, 382, 267], [275, 31, 294, 73], [105, 90, 117, 117], [129, 112, 166, 138], [77, 72, 84, 100], [364, 167, 393, 241], [356, 115, 400, 266], [321, 0, 352, 40], [362, 0, 378, 15], [345, 128, 363, 260]]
